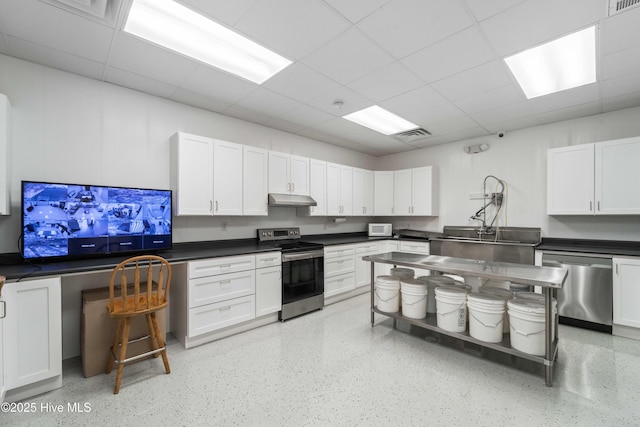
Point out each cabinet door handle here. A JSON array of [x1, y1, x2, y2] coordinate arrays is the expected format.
[[616, 263, 618, 275], [220, 306, 231, 311], [220, 279, 231, 285], [292, 182, 295, 192], [590, 201, 592, 212], [0, 301, 5, 319], [597, 201, 600, 211], [215, 200, 219, 212]]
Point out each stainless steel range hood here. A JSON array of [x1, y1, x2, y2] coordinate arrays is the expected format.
[[268, 193, 317, 207]]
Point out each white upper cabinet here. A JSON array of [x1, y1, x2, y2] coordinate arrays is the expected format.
[[268, 151, 310, 196], [0, 94, 10, 216], [308, 159, 327, 216], [547, 137, 640, 215], [327, 163, 353, 216], [213, 139, 243, 216], [352, 168, 374, 216], [547, 144, 595, 215], [243, 146, 268, 216], [374, 171, 394, 216], [171, 132, 215, 216], [393, 166, 438, 216], [595, 137, 640, 214]]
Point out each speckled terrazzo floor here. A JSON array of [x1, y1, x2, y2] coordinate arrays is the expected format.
[[3, 292, 640, 426]]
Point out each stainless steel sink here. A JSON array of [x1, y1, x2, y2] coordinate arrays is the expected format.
[[429, 226, 541, 265]]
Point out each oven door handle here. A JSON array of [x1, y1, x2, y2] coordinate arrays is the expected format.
[[282, 250, 324, 262]]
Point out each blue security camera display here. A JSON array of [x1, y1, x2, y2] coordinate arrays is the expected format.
[[22, 181, 172, 260]]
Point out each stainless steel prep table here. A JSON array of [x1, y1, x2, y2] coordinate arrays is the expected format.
[[363, 252, 568, 386]]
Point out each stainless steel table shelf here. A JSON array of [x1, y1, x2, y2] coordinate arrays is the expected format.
[[364, 252, 568, 386]]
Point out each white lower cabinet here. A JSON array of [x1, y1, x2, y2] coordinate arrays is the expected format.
[[175, 252, 282, 348], [255, 252, 282, 317], [355, 242, 380, 288], [324, 244, 356, 300], [613, 257, 640, 329], [400, 241, 429, 255], [0, 289, 5, 402], [3, 277, 62, 400]]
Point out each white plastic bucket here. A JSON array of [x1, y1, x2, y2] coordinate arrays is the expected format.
[[467, 293, 506, 343], [375, 275, 400, 313], [421, 276, 455, 314], [401, 278, 428, 319], [464, 276, 488, 292], [390, 267, 414, 279], [435, 286, 468, 332], [514, 292, 557, 342], [507, 299, 546, 356], [479, 286, 514, 333]]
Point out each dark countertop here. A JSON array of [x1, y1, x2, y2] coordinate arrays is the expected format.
[[0, 239, 282, 281], [537, 238, 640, 257], [301, 232, 388, 246]]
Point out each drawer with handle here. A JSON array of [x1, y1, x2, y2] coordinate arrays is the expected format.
[[188, 295, 255, 336], [188, 270, 255, 308], [188, 255, 255, 279]]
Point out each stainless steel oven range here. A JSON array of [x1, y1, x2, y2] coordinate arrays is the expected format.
[[258, 227, 324, 321]]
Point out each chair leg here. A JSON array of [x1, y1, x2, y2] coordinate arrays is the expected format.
[[106, 318, 124, 374], [113, 318, 131, 394], [151, 312, 170, 374], [146, 314, 160, 358]]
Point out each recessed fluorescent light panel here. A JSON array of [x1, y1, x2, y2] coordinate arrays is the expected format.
[[504, 25, 597, 99], [124, 0, 292, 84], [343, 106, 419, 135]]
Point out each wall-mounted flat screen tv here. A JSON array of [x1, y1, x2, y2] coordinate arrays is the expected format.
[[21, 181, 172, 260]]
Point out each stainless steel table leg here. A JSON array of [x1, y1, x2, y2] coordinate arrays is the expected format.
[[544, 287, 553, 387], [370, 261, 375, 327]]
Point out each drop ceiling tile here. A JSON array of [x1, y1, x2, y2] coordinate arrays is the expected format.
[[431, 60, 512, 101], [402, 26, 496, 83], [409, 102, 468, 127], [311, 117, 368, 135], [602, 92, 640, 112], [105, 67, 178, 99], [234, 87, 301, 117], [357, 0, 473, 59], [0, 0, 113, 62], [278, 104, 334, 127], [438, 127, 491, 144], [536, 101, 601, 124], [222, 105, 275, 125], [235, 0, 350, 60], [601, 71, 640, 99], [180, 65, 257, 103], [601, 5, 640, 55], [263, 63, 342, 105], [482, 115, 540, 134], [455, 84, 524, 114], [263, 117, 307, 133], [304, 85, 373, 115], [171, 88, 232, 113], [323, 0, 391, 24], [379, 85, 449, 119], [5, 36, 105, 79], [302, 28, 395, 84], [602, 44, 640, 80], [526, 83, 600, 114], [347, 62, 423, 103], [464, 0, 527, 22], [109, 34, 200, 87], [479, 0, 602, 56], [181, 0, 259, 26], [426, 115, 480, 135], [470, 101, 536, 126]]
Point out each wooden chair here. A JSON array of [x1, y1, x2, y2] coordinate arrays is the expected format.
[[105, 255, 171, 394]]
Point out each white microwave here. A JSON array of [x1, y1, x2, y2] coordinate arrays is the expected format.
[[368, 223, 393, 237]]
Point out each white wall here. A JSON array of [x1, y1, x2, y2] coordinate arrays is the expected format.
[[0, 54, 377, 254], [375, 106, 640, 241]]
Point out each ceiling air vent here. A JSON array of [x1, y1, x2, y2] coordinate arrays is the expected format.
[[608, 0, 640, 16], [391, 127, 431, 143], [40, 0, 122, 26]]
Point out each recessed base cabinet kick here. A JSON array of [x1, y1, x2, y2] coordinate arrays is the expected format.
[[364, 252, 567, 386]]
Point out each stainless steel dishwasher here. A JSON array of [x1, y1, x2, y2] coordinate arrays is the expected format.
[[542, 252, 612, 333]]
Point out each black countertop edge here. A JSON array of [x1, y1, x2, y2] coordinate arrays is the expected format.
[[537, 237, 640, 256], [301, 232, 430, 246], [0, 239, 281, 281]]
